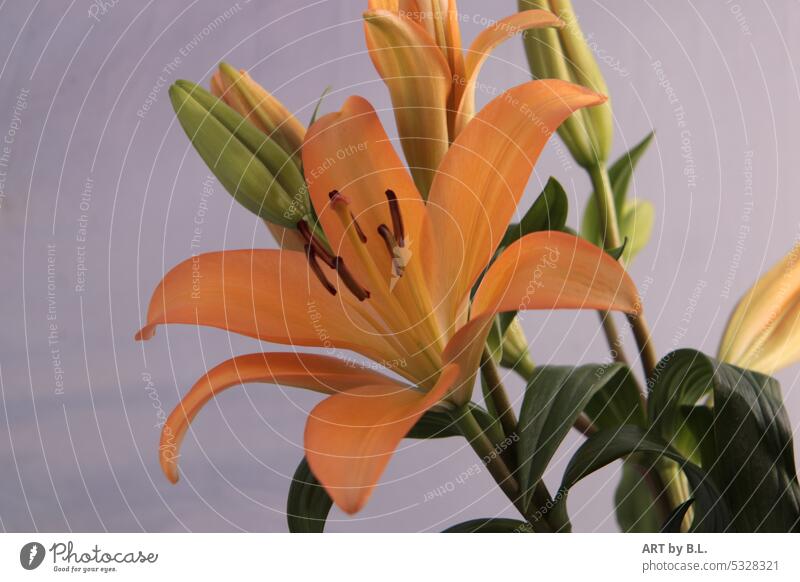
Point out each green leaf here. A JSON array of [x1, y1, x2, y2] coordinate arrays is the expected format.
[[309, 85, 332, 127], [661, 499, 695, 533], [606, 237, 628, 261], [710, 363, 800, 532], [517, 364, 642, 509], [286, 457, 332, 533], [614, 461, 661, 532], [673, 404, 715, 467], [578, 364, 645, 432], [443, 518, 533, 533], [618, 199, 654, 263], [501, 177, 569, 249], [608, 132, 655, 210], [405, 405, 498, 440], [582, 132, 654, 262], [648, 349, 716, 442], [560, 425, 731, 532]]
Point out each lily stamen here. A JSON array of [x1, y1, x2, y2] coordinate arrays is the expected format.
[[377, 224, 410, 288], [385, 189, 405, 246], [304, 244, 337, 296], [335, 257, 370, 301], [297, 219, 336, 268]]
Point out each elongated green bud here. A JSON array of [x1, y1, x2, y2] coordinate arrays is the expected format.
[[519, 0, 612, 167], [169, 80, 308, 227]]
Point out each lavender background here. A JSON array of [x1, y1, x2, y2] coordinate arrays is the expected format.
[[1, 0, 800, 532]]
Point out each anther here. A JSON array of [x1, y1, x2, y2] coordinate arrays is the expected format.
[[377, 224, 397, 257], [385, 189, 405, 247], [297, 220, 336, 268], [305, 245, 337, 296], [351, 213, 367, 243], [329, 190, 349, 205], [335, 258, 371, 301]]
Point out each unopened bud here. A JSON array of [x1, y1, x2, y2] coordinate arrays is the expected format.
[[170, 80, 308, 227], [519, 0, 612, 167]]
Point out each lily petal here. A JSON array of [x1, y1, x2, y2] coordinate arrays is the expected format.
[[425, 80, 606, 323], [363, 9, 452, 195], [719, 244, 800, 374], [305, 363, 459, 514], [212, 64, 306, 158], [302, 96, 438, 334], [472, 231, 640, 316], [135, 249, 397, 365], [454, 10, 564, 136], [397, 0, 465, 137], [160, 352, 400, 483]]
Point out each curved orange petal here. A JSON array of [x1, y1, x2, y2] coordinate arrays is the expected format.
[[135, 249, 397, 365], [363, 9, 451, 195], [397, 0, 465, 137], [440, 313, 495, 405], [301, 96, 439, 339], [425, 80, 606, 324], [368, 0, 399, 9], [304, 363, 460, 514], [160, 352, 401, 483], [472, 230, 640, 316], [454, 10, 564, 135]]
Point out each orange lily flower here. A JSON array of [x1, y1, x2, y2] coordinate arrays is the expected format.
[[719, 243, 800, 374], [365, 0, 565, 195], [137, 80, 639, 514]]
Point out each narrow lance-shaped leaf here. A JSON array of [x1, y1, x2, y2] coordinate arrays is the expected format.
[[287, 457, 332, 533], [582, 132, 655, 262], [711, 363, 800, 532], [443, 518, 533, 533], [517, 363, 644, 512], [559, 425, 731, 532]]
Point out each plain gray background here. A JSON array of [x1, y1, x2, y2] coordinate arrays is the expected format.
[[2, 0, 800, 532]]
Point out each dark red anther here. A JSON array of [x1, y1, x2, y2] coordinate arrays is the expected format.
[[351, 212, 367, 243], [335, 258, 370, 301], [297, 220, 336, 268], [305, 244, 337, 296], [377, 224, 396, 258], [329, 189, 350, 205], [385, 189, 405, 247]]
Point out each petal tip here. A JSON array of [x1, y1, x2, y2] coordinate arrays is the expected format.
[[134, 325, 155, 341]]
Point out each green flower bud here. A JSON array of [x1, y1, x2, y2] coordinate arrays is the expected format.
[[169, 80, 309, 227], [498, 317, 536, 378], [519, 0, 613, 167]]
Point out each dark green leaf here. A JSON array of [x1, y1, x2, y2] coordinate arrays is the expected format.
[[517, 364, 642, 509], [648, 349, 716, 441], [443, 518, 533, 533], [608, 132, 655, 210], [309, 85, 332, 127], [614, 461, 661, 532], [582, 132, 654, 261], [710, 363, 800, 532], [406, 405, 498, 440], [560, 425, 730, 532], [661, 499, 695, 533], [502, 177, 569, 249], [673, 405, 715, 467], [584, 363, 645, 431], [287, 457, 332, 533], [606, 237, 628, 261]]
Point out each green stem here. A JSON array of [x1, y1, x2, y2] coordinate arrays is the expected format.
[[480, 348, 518, 442], [588, 162, 682, 522], [588, 162, 658, 385], [452, 407, 552, 532]]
